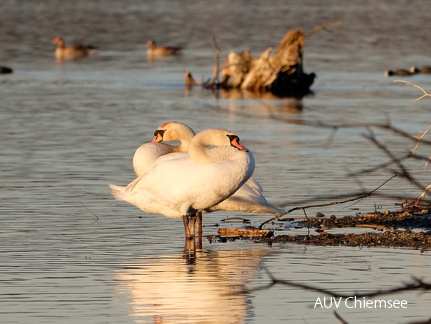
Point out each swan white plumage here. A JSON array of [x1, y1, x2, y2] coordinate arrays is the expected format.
[[109, 129, 255, 238], [153, 122, 284, 215], [132, 121, 195, 177]]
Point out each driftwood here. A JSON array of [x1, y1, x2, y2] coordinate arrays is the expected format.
[[185, 22, 341, 98], [218, 228, 272, 237]]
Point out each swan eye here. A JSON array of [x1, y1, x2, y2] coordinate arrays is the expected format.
[[227, 135, 249, 152]]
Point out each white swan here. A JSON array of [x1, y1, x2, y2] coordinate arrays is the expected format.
[[109, 129, 255, 239], [153, 122, 284, 215], [132, 121, 195, 177]]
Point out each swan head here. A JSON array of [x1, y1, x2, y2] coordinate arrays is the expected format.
[[152, 121, 196, 144], [227, 134, 248, 152], [192, 129, 249, 151]]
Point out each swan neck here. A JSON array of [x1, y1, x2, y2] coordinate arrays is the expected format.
[[188, 139, 212, 164]]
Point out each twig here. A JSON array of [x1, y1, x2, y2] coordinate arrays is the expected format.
[[258, 175, 396, 229], [364, 133, 427, 196], [305, 20, 343, 38], [334, 311, 349, 324], [394, 80, 431, 101], [207, 36, 221, 87], [395, 80, 431, 176], [412, 125, 431, 155], [418, 184, 431, 202], [79, 200, 99, 222]]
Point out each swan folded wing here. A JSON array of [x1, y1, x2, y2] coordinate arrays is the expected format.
[[112, 150, 254, 219], [208, 182, 280, 214], [244, 176, 264, 193], [133, 142, 183, 177], [185, 152, 255, 211], [208, 195, 280, 214], [133, 142, 172, 176]]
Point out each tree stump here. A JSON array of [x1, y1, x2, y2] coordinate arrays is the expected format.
[[220, 29, 315, 98]]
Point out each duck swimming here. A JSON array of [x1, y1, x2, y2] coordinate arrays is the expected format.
[[384, 69, 414, 77], [146, 40, 182, 57], [51, 36, 98, 60], [410, 65, 431, 74]]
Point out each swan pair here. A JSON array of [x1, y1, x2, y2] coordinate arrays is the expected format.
[[109, 122, 283, 239]]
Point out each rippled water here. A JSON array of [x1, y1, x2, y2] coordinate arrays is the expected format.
[[1, 0, 431, 323]]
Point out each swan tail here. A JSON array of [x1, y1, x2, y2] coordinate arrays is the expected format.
[[270, 205, 286, 214], [108, 184, 128, 201]]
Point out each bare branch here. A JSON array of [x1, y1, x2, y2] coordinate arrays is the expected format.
[[305, 20, 343, 38], [259, 175, 397, 229], [418, 183, 431, 202], [394, 80, 431, 101], [79, 200, 99, 222], [364, 133, 428, 196], [207, 36, 221, 87], [334, 311, 349, 324], [412, 125, 431, 163]]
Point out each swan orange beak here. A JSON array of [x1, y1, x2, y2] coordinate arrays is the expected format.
[[228, 135, 249, 152]]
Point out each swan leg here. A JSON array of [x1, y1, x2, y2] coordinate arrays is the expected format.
[[195, 211, 203, 249], [183, 214, 197, 239], [196, 211, 202, 236]]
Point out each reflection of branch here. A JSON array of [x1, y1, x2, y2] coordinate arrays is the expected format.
[[244, 267, 431, 299], [259, 175, 396, 229], [346, 152, 431, 176]]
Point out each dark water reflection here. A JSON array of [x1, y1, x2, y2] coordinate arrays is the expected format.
[[1, 0, 431, 323]]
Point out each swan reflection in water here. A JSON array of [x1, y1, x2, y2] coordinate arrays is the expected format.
[[114, 246, 270, 323]]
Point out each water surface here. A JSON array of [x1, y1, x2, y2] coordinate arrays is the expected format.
[[1, 1, 431, 323]]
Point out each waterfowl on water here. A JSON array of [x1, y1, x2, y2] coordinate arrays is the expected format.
[[0, 66, 13, 74], [51, 36, 98, 60], [109, 128, 255, 239], [183, 71, 205, 87], [132, 121, 196, 177], [152, 122, 285, 215], [410, 65, 431, 74], [130, 121, 284, 238], [146, 40, 182, 57], [384, 69, 414, 77]]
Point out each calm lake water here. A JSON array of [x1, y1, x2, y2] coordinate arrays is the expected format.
[[1, 0, 431, 323]]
